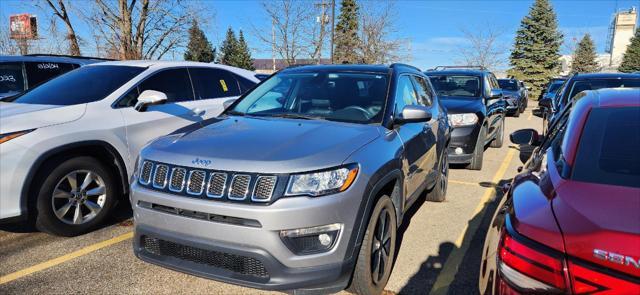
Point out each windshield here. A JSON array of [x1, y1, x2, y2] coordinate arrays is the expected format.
[[230, 72, 389, 124], [568, 78, 640, 100], [428, 75, 481, 97], [7, 65, 145, 105], [0, 62, 25, 95], [498, 79, 519, 91], [547, 81, 564, 94], [572, 107, 640, 188]]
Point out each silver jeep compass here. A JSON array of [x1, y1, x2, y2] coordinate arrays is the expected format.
[[131, 64, 450, 294]]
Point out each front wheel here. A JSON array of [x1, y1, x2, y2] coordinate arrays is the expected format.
[[349, 195, 397, 295], [35, 156, 117, 236], [427, 151, 448, 202], [490, 119, 504, 148], [467, 127, 486, 170]]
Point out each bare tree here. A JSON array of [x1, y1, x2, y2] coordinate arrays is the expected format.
[[359, 1, 408, 64], [308, 2, 331, 63], [253, 0, 314, 66], [456, 25, 507, 71], [0, 30, 20, 55], [40, 0, 81, 55], [85, 0, 198, 60]]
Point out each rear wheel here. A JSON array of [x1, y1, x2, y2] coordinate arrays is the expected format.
[[35, 156, 117, 236], [467, 127, 486, 170], [349, 195, 397, 295], [490, 119, 504, 148], [427, 151, 448, 202]]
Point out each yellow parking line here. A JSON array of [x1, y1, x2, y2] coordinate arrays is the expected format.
[[448, 180, 479, 186], [527, 111, 533, 120], [0, 231, 133, 285], [430, 149, 516, 295]]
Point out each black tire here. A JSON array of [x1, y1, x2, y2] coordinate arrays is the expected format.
[[349, 195, 397, 295], [427, 151, 448, 202], [513, 108, 520, 117], [34, 156, 117, 236], [467, 127, 486, 170], [490, 119, 504, 148]]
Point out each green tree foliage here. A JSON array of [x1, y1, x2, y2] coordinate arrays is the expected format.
[[184, 20, 216, 63], [219, 27, 239, 66], [509, 0, 563, 100], [618, 30, 640, 73], [571, 34, 599, 74], [236, 30, 255, 70], [334, 0, 361, 64]]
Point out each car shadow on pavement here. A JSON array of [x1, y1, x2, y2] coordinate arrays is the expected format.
[[395, 178, 512, 295]]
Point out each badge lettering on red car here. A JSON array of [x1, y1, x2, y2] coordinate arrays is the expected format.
[[594, 249, 640, 269]]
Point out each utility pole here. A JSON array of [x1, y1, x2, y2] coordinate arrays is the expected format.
[[331, 0, 335, 64], [272, 17, 276, 72], [314, 0, 330, 64]]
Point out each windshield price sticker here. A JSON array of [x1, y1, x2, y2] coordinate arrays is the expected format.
[[0, 75, 16, 82], [37, 63, 60, 70]]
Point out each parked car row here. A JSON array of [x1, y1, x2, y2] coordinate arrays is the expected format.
[[479, 85, 640, 294]]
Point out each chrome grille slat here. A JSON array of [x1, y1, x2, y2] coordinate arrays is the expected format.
[[229, 174, 251, 200], [152, 164, 169, 189], [169, 168, 187, 192], [206, 173, 227, 198], [186, 170, 206, 195], [252, 176, 277, 202], [139, 161, 154, 185]]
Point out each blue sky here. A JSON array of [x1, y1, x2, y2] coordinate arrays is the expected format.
[[2, 0, 639, 70]]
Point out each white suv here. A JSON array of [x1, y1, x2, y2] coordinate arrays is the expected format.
[[0, 60, 259, 236]]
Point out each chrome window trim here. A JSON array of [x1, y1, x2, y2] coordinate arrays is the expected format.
[[251, 175, 277, 202], [152, 164, 169, 189], [206, 172, 227, 199], [228, 174, 251, 200], [168, 167, 187, 192], [186, 170, 206, 195]]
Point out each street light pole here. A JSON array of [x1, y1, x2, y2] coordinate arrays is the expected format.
[[330, 0, 335, 64]]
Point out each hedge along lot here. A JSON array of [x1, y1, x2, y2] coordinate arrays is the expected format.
[[0, 105, 541, 295]]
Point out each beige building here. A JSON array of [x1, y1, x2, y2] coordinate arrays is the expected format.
[[607, 7, 638, 68]]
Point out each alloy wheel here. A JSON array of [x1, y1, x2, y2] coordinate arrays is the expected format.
[[51, 170, 107, 225], [371, 208, 392, 285]]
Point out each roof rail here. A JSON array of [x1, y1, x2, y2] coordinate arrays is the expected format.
[[390, 63, 421, 72], [429, 65, 486, 71], [24, 54, 115, 61]]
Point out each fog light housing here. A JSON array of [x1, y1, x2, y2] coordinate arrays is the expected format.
[[455, 147, 463, 155], [280, 223, 341, 255]]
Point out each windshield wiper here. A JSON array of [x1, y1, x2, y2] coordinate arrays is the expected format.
[[267, 113, 325, 120], [225, 110, 246, 116]]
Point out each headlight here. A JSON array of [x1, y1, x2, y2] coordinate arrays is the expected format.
[[286, 164, 358, 197], [448, 113, 478, 127], [0, 129, 35, 144]]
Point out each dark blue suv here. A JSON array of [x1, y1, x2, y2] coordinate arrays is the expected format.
[[425, 66, 506, 170]]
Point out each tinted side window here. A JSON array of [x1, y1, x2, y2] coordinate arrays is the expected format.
[[190, 68, 240, 100], [235, 74, 257, 93], [0, 62, 25, 93], [24, 62, 76, 88], [410, 76, 432, 106], [138, 68, 194, 102], [395, 75, 418, 115], [572, 107, 640, 188]]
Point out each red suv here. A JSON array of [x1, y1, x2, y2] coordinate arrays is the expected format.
[[478, 88, 640, 294]]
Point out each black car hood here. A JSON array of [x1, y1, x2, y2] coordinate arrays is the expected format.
[[439, 97, 484, 114]]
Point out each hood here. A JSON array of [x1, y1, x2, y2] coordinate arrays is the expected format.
[[142, 116, 381, 173], [552, 180, 640, 277], [0, 103, 86, 133], [439, 97, 484, 114], [502, 90, 521, 98]]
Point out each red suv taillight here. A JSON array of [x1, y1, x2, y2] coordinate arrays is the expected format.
[[568, 260, 640, 294], [498, 231, 567, 293]]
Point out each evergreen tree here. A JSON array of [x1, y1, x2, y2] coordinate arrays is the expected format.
[[334, 0, 361, 64], [618, 30, 640, 73], [571, 34, 599, 74], [236, 30, 255, 70], [219, 27, 239, 66], [184, 20, 216, 63], [509, 0, 563, 99]]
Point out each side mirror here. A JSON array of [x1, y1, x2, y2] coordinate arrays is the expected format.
[[134, 90, 168, 112], [538, 98, 552, 108], [510, 129, 541, 146], [532, 108, 544, 118], [223, 98, 236, 109], [394, 105, 432, 125], [489, 89, 503, 99]]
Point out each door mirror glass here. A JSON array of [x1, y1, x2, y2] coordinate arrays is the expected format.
[[489, 89, 503, 99], [510, 128, 540, 145], [395, 105, 432, 124], [134, 90, 168, 112]]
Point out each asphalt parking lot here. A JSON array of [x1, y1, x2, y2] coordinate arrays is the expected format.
[[0, 105, 540, 295]]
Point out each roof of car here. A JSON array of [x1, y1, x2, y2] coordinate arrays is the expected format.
[[591, 88, 640, 108], [0, 54, 107, 65], [570, 72, 640, 80], [424, 69, 488, 76], [279, 64, 393, 74], [90, 60, 258, 78]]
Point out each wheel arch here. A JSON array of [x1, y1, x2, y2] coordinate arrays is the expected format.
[[21, 140, 129, 217]]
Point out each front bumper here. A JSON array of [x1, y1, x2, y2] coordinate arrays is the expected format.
[[0, 136, 39, 220], [447, 124, 480, 164], [505, 97, 521, 111], [131, 178, 366, 291]]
